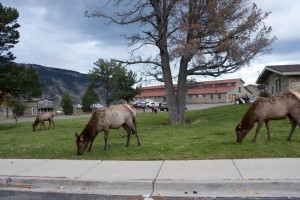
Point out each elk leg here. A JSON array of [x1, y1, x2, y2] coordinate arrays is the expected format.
[[87, 139, 94, 151], [121, 129, 126, 138], [122, 124, 131, 147], [132, 117, 136, 135], [40, 122, 45, 130], [52, 119, 55, 130], [47, 119, 51, 130], [88, 133, 98, 151], [135, 129, 141, 146], [265, 121, 271, 141], [103, 130, 109, 151], [127, 121, 141, 146], [287, 115, 297, 141], [252, 121, 263, 143], [134, 127, 141, 146]]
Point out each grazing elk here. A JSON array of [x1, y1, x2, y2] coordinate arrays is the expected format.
[[151, 105, 158, 113], [75, 104, 140, 155], [32, 112, 55, 131], [236, 90, 300, 143]]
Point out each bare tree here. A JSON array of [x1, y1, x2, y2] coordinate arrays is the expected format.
[[87, 0, 276, 124]]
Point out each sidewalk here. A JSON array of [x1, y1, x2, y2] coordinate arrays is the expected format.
[[1, 158, 300, 198]]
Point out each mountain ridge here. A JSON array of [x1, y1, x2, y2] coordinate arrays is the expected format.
[[25, 64, 92, 106]]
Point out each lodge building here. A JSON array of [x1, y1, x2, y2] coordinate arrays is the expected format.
[[23, 97, 54, 116], [134, 78, 254, 104]]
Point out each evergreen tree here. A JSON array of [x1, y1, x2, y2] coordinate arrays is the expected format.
[[0, 3, 20, 62], [0, 63, 43, 104], [81, 84, 99, 112], [89, 59, 141, 105], [61, 92, 73, 115], [0, 4, 42, 108]]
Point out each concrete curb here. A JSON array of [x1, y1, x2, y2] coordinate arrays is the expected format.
[[2, 176, 300, 198], [154, 180, 300, 198], [2, 158, 300, 198], [1, 176, 154, 196]]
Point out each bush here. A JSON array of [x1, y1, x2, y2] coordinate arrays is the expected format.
[[12, 100, 25, 116]]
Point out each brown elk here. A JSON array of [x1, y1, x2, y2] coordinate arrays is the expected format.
[[32, 112, 55, 131], [75, 104, 140, 155], [151, 105, 158, 113], [236, 90, 300, 143]]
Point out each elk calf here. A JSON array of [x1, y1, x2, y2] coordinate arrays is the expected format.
[[32, 112, 55, 131]]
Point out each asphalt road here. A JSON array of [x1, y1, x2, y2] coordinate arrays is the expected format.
[[0, 190, 296, 200], [0, 103, 229, 124]]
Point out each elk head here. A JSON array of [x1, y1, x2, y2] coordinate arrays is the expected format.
[[75, 132, 88, 155]]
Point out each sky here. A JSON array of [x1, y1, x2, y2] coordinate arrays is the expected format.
[[2, 0, 300, 86]]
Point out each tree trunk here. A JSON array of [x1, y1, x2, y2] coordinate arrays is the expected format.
[[160, 51, 178, 125], [176, 57, 189, 124], [5, 107, 8, 118]]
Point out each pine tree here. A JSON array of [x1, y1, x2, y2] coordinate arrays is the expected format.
[[81, 84, 99, 112], [0, 3, 20, 62]]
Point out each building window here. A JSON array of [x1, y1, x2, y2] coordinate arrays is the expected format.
[[218, 94, 221, 99], [239, 87, 241, 93], [211, 94, 213, 99]]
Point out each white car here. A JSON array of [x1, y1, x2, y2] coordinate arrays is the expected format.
[[150, 102, 160, 107], [145, 101, 153, 108], [91, 103, 104, 109]]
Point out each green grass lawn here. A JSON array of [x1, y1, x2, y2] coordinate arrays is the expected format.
[[1, 104, 300, 160]]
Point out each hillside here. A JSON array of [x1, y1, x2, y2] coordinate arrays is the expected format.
[[25, 64, 94, 105]]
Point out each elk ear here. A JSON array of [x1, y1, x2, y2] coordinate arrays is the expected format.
[[238, 123, 242, 129]]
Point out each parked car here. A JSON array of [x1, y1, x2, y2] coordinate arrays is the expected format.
[[132, 101, 141, 108], [145, 101, 154, 108], [74, 104, 82, 109], [159, 102, 169, 111], [91, 103, 104, 109], [159, 102, 187, 111], [140, 101, 147, 108], [150, 102, 160, 107]]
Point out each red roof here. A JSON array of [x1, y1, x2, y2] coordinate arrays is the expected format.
[[202, 78, 243, 84], [136, 78, 241, 98], [187, 86, 236, 94], [135, 91, 165, 98], [136, 87, 166, 98]]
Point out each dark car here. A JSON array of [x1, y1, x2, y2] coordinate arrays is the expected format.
[[159, 102, 187, 111], [132, 101, 142, 108], [159, 102, 169, 111]]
